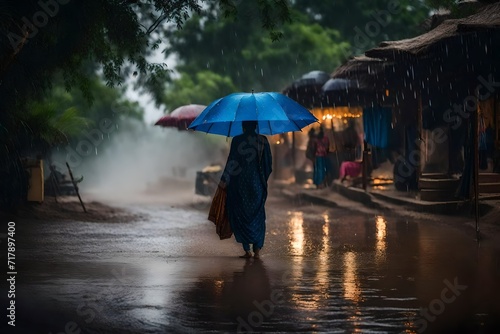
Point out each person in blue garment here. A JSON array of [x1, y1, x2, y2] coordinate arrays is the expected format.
[[220, 120, 272, 259], [313, 126, 330, 188]]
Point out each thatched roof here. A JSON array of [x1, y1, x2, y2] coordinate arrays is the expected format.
[[331, 55, 386, 80], [365, 2, 500, 59]]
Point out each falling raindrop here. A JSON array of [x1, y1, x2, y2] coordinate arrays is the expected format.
[[261, 68, 264, 77], [221, 49, 224, 55], [95, 147, 98, 155]]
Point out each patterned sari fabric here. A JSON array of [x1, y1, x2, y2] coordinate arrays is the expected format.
[[221, 132, 272, 251]]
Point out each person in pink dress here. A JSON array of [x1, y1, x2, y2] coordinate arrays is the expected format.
[[339, 160, 362, 183]]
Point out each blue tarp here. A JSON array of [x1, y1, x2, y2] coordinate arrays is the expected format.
[[363, 106, 392, 148]]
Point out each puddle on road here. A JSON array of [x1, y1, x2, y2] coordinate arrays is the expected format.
[[9, 204, 500, 333]]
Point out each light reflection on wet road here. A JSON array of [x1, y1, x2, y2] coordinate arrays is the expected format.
[[4, 196, 500, 333]]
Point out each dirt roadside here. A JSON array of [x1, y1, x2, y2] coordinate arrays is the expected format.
[[0, 196, 144, 223]]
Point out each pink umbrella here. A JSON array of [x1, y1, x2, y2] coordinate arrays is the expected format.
[[154, 104, 206, 130]]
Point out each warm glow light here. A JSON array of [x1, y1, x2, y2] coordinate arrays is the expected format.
[[375, 216, 387, 264], [343, 252, 361, 303], [289, 211, 304, 256], [213, 279, 224, 295], [376, 216, 387, 239], [311, 106, 362, 120], [290, 212, 331, 311], [321, 214, 330, 258], [276, 140, 281, 144]]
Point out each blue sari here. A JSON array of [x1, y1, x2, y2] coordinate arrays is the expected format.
[[313, 156, 328, 186], [222, 132, 272, 251]]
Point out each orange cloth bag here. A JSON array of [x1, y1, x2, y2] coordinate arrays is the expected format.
[[208, 184, 232, 240]]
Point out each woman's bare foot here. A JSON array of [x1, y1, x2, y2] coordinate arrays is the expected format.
[[239, 251, 252, 259], [253, 249, 260, 259]]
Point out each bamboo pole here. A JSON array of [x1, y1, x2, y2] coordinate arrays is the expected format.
[[417, 91, 423, 189], [50, 174, 59, 203], [66, 162, 86, 213], [473, 104, 480, 240]]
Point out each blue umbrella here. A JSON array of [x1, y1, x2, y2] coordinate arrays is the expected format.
[[188, 92, 318, 137]]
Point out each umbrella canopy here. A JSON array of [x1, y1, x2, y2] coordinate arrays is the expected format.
[[188, 92, 318, 137], [298, 70, 331, 86], [321, 77, 383, 107], [154, 104, 206, 130], [282, 70, 330, 109]]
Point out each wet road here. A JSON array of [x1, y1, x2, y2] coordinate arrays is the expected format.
[[2, 194, 500, 333]]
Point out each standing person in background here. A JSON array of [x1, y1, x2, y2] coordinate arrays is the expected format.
[[313, 126, 330, 189], [305, 128, 317, 164], [220, 121, 273, 259]]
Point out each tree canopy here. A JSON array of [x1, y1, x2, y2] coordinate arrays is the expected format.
[[0, 0, 291, 111]]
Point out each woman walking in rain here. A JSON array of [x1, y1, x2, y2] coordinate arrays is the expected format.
[[220, 121, 272, 259]]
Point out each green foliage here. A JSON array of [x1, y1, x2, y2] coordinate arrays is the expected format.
[[293, 0, 432, 56], [424, 0, 494, 17], [217, 0, 291, 41], [21, 105, 92, 147], [425, 0, 458, 10], [163, 71, 237, 110], [0, 0, 292, 112], [240, 21, 350, 90], [166, 5, 348, 95]]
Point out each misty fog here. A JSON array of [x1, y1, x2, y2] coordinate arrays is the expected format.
[[50, 119, 229, 205]]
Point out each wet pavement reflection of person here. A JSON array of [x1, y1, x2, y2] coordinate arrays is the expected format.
[[222, 259, 271, 327], [168, 259, 271, 333]]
